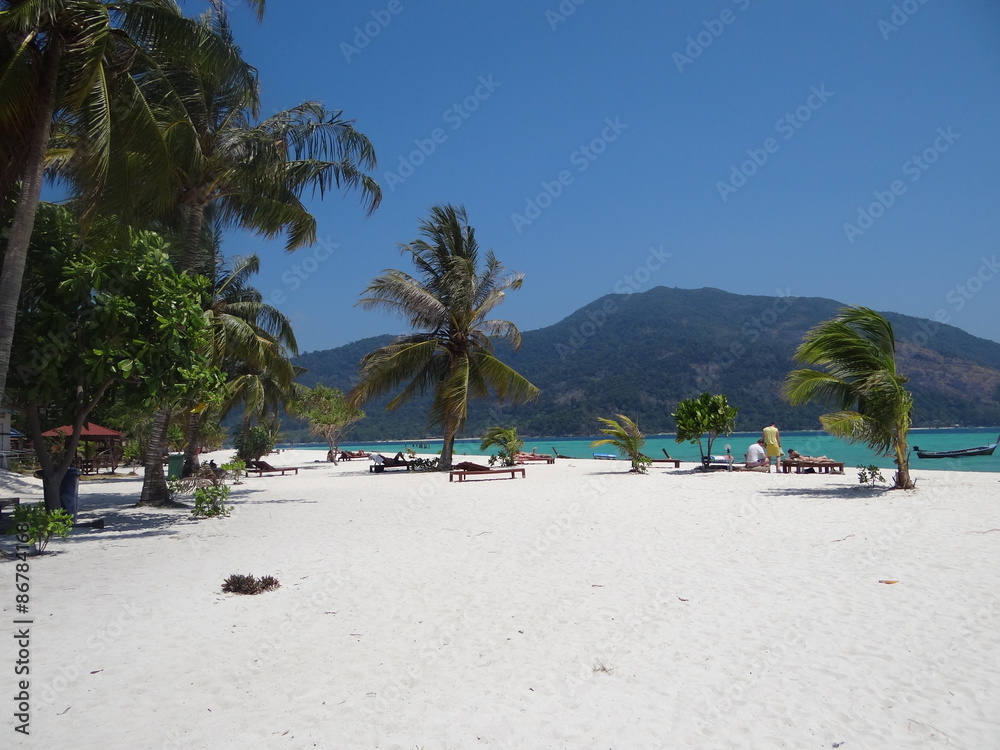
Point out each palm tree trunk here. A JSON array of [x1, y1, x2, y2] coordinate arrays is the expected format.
[[183, 408, 202, 476], [893, 431, 914, 489], [0, 39, 62, 410], [180, 201, 207, 273], [440, 416, 457, 470], [138, 406, 174, 506]]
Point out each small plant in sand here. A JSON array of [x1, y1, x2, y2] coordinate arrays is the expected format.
[[480, 425, 523, 467], [591, 414, 651, 473], [222, 573, 281, 595], [857, 464, 886, 488], [11, 503, 74, 555]]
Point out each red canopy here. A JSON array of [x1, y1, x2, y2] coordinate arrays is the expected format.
[[41, 423, 124, 438]]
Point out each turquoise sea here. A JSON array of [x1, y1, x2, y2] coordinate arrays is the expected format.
[[280, 427, 1000, 474]]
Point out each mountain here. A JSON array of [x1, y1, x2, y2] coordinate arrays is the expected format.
[[286, 287, 1000, 441]]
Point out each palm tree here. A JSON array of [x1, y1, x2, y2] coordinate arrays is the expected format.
[[784, 306, 915, 489], [144, 1, 381, 273], [180, 252, 299, 474], [480, 425, 523, 467], [0, 0, 257, 410], [349, 204, 539, 469], [591, 414, 649, 473], [137, 2, 379, 503]]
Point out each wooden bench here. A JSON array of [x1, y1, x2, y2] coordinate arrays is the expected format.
[[244, 467, 299, 477], [517, 456, 555, 464], [780, 461, 845, 475], [648, 458, 682, 468], [449, 467, 526, 482], [0, 497, 21, 526]]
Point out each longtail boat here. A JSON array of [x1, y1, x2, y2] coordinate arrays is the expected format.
[[913, 435, 999, 459]]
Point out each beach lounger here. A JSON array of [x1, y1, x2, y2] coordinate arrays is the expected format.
[[516, 454, 555, 464], [244, 461, 299, 477], [449, 467, 526, 482], [779, 459, 845, 474], [641, 452, 681, 468]]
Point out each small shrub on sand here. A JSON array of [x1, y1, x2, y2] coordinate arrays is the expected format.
[[222, 574, 281, 595]]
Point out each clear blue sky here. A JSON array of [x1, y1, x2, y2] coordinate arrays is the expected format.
[[219, 0, 1000, 353]]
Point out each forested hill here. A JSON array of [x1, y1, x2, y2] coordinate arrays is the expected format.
[[288, 287, 1000, 441]]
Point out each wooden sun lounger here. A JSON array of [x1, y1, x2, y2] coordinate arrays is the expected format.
[[244, 467, 299, 477], [0, 497, 21, 517], [780, 460, 845, 474], [449, 467, 526, 482], [516, 455, 555, 464], [642, 453, 681, 468]]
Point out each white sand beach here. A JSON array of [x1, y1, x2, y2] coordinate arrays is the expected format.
[[3, 451, 999, 749]]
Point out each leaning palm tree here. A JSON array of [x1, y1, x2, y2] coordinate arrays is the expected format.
[[784, 306, 915, 489], [591, 414, 650, 473], [349, 204, 539, 469]]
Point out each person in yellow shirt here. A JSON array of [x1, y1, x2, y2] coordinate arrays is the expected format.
[[762, 422, 783, 473]]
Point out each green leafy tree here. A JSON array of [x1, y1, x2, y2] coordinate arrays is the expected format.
[[3, 204, 214, 510], [591, 413, 650, 473], [784, 306, 915, 489], [233, 425, 274, 463], [673, 393, 738, 468], [349, 204, 539, 469], [0, 0, 253, 411], [480, 425, 523, 467], [290, 384, 364, 464]]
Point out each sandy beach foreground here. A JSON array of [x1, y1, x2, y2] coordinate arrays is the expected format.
[[3, 450, 999, 749]]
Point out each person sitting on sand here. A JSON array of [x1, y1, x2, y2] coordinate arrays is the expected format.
[[746, 439, 769, 469]]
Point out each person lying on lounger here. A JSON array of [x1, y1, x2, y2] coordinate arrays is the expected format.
[[786, 449, 834, 461]]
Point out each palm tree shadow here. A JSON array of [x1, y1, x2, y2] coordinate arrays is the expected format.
[[756, 485, 891, 500]]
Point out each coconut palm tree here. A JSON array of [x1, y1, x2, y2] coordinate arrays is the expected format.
[[0, 0, 258, 410], [179, 252, 299, 475], [350, 204, 539, 469], [591, 414, 650, 473], [480, 425, 523, 467], [143, 1, 381, 273], [784, 306, 915, 489], [136, 2, 379, 503]]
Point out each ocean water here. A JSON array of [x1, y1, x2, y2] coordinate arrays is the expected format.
[[281, 427, 1000, 474]]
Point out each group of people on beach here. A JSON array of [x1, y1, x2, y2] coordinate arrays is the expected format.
[[742, 422, 831, 471]]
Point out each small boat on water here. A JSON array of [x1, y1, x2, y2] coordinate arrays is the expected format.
[[913, 435, 1000, 459]]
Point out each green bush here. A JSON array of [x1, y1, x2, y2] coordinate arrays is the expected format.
[[192, 483, 232, 518], [857, 464, 886, 488], [11, 503, 74, 554], [234, 426, 275, 463]]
